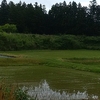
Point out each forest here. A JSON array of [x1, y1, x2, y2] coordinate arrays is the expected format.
[[0, 0, 100, 36]]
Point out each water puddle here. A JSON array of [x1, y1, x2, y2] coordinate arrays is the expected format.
[[0, 54, 15, 58]]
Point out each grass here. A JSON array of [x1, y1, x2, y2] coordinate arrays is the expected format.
[[0, 50, 100, 97]]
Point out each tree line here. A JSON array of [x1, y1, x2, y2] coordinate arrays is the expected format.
[[0, 0, 100, 36]]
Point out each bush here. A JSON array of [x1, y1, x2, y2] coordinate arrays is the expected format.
[[0, 24, 17, 33], [49, 35, 81, 49], [0, 33, 100, 50], [15, 88, 29, 100]]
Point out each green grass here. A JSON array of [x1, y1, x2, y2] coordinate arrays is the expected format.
[[0, 50, 100, 96]]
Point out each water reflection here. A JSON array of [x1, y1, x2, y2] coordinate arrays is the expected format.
[[0, 54, 15, 58], [21, 80, 98, 100]]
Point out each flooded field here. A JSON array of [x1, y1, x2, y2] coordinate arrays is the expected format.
[[13, 66, 100, 99], [21, 80, 98, 100], [0, 50, 100, 99]]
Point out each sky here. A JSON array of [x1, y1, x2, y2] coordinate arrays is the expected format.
[[6, 0, 100, 11]]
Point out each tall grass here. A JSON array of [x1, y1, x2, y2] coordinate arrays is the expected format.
[[0, 83, 29, 100], [0, 83, 15, 100]]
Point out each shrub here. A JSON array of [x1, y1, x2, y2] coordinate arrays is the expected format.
[[15, 88, 29, 100], [0, 24, 17, 33], [0, 33, 100, 50]]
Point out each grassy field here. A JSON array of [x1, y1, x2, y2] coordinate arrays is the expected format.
[[0, 50, 100, 97]]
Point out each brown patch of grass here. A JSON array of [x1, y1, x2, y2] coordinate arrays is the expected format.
[[0, 58, 45, 66], [0, 83, 16, 100]]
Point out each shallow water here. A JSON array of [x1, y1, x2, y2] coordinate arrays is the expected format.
[[0, 54, 14, 58]]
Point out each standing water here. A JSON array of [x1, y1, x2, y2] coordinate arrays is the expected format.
[[0, 54, 15, 58]]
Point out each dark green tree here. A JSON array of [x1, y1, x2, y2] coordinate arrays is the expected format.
[[89, 0, 97, 20], [88, 0, 99, 35], [75, 3, 87, 35], [0, 0, 9, 25], [0, 0, 100, 35]]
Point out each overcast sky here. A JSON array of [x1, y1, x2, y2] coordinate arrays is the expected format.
[[6, 0, 100, 11]]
